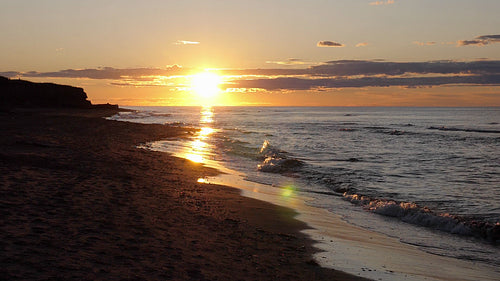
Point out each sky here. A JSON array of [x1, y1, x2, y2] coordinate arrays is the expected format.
[[1, 0, 499, 106]]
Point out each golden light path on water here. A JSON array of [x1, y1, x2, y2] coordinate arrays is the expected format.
[[185, 105, 300, 201], [187, 105, 299, 201], [183, 106, 215, 164]]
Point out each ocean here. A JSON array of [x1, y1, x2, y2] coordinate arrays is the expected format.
[[109, 106, 499, 270]]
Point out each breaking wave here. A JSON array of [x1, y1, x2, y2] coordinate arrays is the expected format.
[[257, 140, 304, 173], [428, 126, 500, 134], [107, 110, 176, 125], [111, 111, 171, 119], [343, 193, 500, 243]]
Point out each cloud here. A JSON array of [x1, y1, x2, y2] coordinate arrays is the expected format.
[[458, 40, 488, 46], [229, 75, 500, 91], [317, 41, 344, 47], [6, 60, 500, 78], [223, 59, 500, 91], [355, 42, 369, 47], [369, 0, 394, 6], [476, 34, 500, 41], [4, 60, 499, 80], [266, 58, 307, 65], [174, 40, 200, 45], [0, 66, 188, 80], [457, 34, 500, 46], [2, 60, 499, 92], [0, 71, 22, 78], [305, 60, 500, 76], [413, 41, 436, 46]]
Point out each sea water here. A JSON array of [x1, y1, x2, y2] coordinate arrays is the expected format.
[[109, 106, 500, 269]]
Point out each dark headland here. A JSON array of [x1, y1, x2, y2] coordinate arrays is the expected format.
[[0, 76, 117, 110], [0, 76, 368, 280]]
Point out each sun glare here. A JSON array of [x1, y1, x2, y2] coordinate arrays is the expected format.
[[191, 72, 222, 99]]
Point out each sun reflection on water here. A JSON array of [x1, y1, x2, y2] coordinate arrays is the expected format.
[[200, 106, 214, 124], [186, 153, 204, 163], [183, 106, 216, 164], [199, 127, 215, 138]]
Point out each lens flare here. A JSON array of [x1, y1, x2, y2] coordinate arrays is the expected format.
[[281, 185, 296, 198]]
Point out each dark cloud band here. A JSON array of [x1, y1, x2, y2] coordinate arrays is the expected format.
[[458, 34, 500, 46], [2, 60, 499, 91], [0, 66, 187, 80], [227, 75, 500, 91]]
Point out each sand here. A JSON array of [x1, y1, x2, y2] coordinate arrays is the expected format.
[[192, 164, 500, 281], [0, 108, 368, 280]]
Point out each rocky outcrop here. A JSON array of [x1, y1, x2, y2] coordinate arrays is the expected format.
[[0, 76, 92, 108]]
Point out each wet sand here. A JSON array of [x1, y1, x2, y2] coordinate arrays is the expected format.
[[194, 163, 500, 281], [0, 108, 368, 280]]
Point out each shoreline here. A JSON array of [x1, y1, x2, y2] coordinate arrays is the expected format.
[[0, 108, 367, 280], [158, 141, 500, 281]]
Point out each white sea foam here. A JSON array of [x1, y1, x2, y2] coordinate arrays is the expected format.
[[340, 193, 500, 240]]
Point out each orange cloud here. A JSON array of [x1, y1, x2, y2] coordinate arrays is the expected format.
[[174, 40, 200, 45], [369, 0, 394, 6], [356, 42, 369, 47], [266, 58, 308, 65], [413, 41, 437, 46]]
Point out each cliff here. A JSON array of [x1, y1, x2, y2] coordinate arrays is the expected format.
[[0, 76, 93, 109]]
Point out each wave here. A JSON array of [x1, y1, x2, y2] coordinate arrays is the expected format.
[[428, 126, 500, 134], [342, 193, 500, 243], [113, 111, 171, 118], [107, 111, 175, 126], [362, 126, 413, 136], [224, 127, 255, 134], [332, 158, 361, 162], [215, 136, 257, 159], [339, 128, 356, 132], [387, 129, 406, 135], [150, 112, 172, 117], [257, 157, 304, 173], [257, 140, 304, 173]]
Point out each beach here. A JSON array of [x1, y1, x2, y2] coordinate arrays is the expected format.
[[107, 106, 500, 280], [0, 108, 367, 280]]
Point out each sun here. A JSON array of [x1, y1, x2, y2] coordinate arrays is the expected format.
[[191, 72, 222, 99]]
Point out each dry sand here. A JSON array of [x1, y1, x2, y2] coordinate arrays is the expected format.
[[0, 108, 368, 280]]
